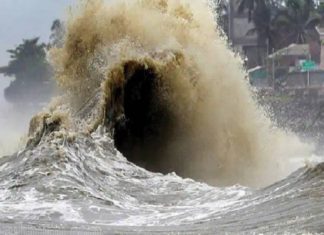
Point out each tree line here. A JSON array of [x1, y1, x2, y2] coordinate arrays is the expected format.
[[0, 20, 64, 106], [1, 1, 322, 106], [217, 0, 322, 53]]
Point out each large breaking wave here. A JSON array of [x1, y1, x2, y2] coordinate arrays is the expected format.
[[0, 0, 322, 234], [46, 0, 310, 186]]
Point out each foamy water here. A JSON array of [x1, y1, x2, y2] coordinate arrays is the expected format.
[[0, 0, 322, 234], [46, 0, 314, 187]]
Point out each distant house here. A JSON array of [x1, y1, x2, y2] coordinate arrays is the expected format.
[[316, 26, 324, 70], [268, 44, 310, 73], [266, 44, 324, 89]]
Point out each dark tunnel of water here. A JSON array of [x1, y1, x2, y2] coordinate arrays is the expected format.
[[112, 63, 175, 174]]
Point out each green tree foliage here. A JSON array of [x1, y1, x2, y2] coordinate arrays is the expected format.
[[237, 0, 320, 50], [0, 38, 50, 81], [0, 19, 65, 106], [0, 38, 53, 105], [273, 0, 320, 45]]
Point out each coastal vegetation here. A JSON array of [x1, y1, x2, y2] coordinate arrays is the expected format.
[[218, 0, 322, 51], [0, 20, 64, 106]]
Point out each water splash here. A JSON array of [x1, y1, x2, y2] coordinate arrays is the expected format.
[[44, 0, 313, 186]]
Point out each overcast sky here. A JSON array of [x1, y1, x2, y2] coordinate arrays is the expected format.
[[0, 0, 77, 106]]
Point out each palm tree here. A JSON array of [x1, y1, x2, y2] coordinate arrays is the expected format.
[[237, 0, 278, 66], [247, 1, 274, 43], [272, 0, 320, 45], [238, 0, 271, 21]]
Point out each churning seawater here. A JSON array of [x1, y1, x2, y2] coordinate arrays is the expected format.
[[0, 0, 323, 234]]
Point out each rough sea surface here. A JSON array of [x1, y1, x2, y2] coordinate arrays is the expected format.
[[0, 0, 323, 234], [0, 129, 322, 234]]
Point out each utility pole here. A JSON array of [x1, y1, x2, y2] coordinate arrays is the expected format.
[[307, 54, 311, 87], [272, 48, 275, 90], [228, 0, 232, 43]]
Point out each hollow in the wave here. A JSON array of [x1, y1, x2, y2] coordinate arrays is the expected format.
[[111, 62, 175, 174]]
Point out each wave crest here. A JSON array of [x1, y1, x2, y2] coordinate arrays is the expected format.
[[25, 0, 314, 186]]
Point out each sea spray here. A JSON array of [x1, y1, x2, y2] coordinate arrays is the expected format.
[[0, 1, 323, 232], [44, 0, 313, 186]]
